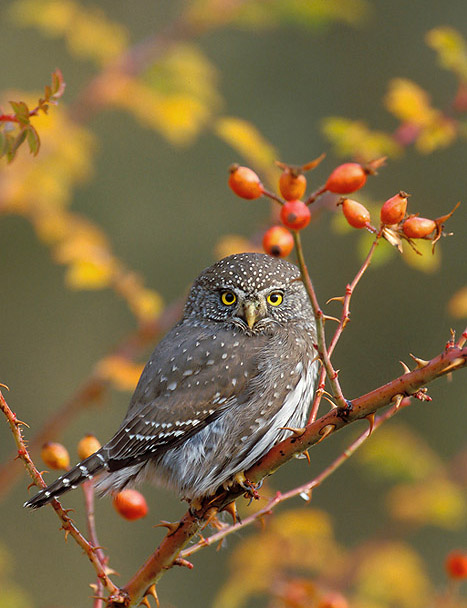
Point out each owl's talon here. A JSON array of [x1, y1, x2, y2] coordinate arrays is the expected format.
[[238, 478, 262, 504]]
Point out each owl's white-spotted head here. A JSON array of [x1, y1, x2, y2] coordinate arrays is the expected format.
[[184, 253, 313, 332]]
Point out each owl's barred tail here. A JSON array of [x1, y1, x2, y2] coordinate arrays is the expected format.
[[24, 449, 108, 509]]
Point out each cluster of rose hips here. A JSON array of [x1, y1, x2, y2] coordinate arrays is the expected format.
[[228, 158, 457, 256], [40, 436, 148, 521]]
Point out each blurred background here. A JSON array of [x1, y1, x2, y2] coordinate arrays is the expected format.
[[0, 0, 466, 606]]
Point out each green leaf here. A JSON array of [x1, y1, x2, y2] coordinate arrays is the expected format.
[[7, 129, 27, 163], [9, 100, 30, 125], [26, 125, 40, 155]]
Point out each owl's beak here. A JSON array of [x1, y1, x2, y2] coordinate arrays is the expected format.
[[242, 300, 262, 329]]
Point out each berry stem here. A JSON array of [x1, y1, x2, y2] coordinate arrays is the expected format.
[[292, 231, 348, 409], [308, 230, 382, 422], [261, 188, 285, 205], [305, 184, 327, 206]]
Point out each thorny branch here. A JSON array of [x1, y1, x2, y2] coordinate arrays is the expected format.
[[0, 387, 120, 598], [105, 332, 466, 606]]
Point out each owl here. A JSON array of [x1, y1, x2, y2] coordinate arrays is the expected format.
[[25, 253, 318, 509]]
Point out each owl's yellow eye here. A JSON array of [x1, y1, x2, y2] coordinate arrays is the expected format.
[[221, 291, 237, 306], [267, 292, 283, 306]]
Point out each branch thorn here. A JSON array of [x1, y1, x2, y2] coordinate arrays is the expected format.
[[153, 520, 179, 534], [326, 296, 345, 305], [317, 424, 335, 444], [0, 382, 10, 391], [391, 394, 404, 410], [323, 314, 340, 323], [280, 426, 306, 437], [409, 353, 429, 368], [365, 413, 375, 435], [399, 360, 411, 375]]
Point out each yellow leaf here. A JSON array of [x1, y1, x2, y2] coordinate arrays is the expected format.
[[128, 288, 164, 324], [448, 285, 467, 318], [426, 27, 467, 81], [96, 356, 145, 391], [353, 542, 432, 608], [65, 258, 115, 289], [385, 79, 437, 127], [415, 116, 457, 154], [215, 116, 279, 186], [387, 478, 466, 530], [321, 117, 402, 162], [401, 237, 441, 272]]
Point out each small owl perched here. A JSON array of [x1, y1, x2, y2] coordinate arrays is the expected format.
[[25, 253, 318, 509]]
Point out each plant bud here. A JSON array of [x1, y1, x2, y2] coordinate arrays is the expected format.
[[77, 434, 102, 460], [113, 489, 148, 521], [402, 216, 436, 239], [340, 198, 371, 229], [380, 191, 409, 225], [228, 164, 263, 199], [41, 442, 70, 470]]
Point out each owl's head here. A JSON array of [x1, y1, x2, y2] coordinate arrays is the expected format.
[[184, 253, 313, 332]]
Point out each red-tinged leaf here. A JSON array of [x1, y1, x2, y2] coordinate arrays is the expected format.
[[9, 100, 30, 125], [26, 125, 40, 156], [7, 129, 27, 162], [51, 69, 66, 98], [43, 84, 52, 101]]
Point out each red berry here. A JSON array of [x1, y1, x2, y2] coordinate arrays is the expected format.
[[445, 550, 467, 579], [262, 226, 294, 257], [326, 163, 367, 194], [228, 164, 263, 199], [280, 200, 311, 231], [113, 489, 148, 521], [41, 442, 70, 470], [380, 191, 409, 225], [341, 198, 371, 229], [402, 216, 436, 239], [279, 170, 307, 201], [77, 434, 102, 460]]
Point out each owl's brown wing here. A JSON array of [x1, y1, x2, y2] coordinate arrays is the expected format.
[[103, 320, 267, 469]]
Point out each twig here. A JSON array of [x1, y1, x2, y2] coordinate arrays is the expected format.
[[82, 481, 108, 608], [0, 388, 119, 598], [308, 230, 383, 422], [293, 230, 347, 407]]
